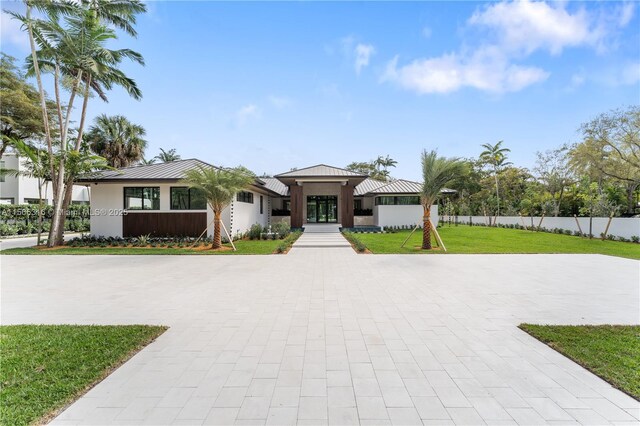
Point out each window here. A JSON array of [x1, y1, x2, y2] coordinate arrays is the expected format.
[[124, 187, 160, 210], [0, 161, 5, 182], [375, 196, 420, 206], [170, 187, 207, 210], [260, 195, 264, 214], [71, 200, 89, 205], [283, 199, 291, 211], [237, 191, 254, 203], [354, 199, 363, 210]]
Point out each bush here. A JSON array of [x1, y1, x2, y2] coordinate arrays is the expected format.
[[632, 236, 639, 243], [342, 231, 367, 253], [276, 230, 302, 253], [248, 223, 263, 240], [272, 221, 290, 239]]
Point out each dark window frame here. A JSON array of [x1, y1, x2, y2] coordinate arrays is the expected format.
[[237, 191, 254, 204], [375, 195, 421, 206], [260, 195, 264, 214], [123, 187, 160, 210], [170, 186, 207, 210]]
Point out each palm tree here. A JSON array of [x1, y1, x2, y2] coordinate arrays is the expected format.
[[420, 150, 464, 249], [140, 157, 156, 165], [182, 165, 255, 249], [156, 148, 181, 163], [480, 141, 511, 218], [86, 114, 147, 168]]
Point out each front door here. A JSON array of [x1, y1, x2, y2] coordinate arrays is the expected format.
[[307, 195, 338, 223]]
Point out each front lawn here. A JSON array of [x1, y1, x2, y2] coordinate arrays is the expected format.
[[520, 324, 640, 400], [348, 226, 640, 259], [2, 232, 301, 255], [0, 325, 167, 426]]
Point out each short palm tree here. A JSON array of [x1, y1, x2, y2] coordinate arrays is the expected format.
[[156, 148, 181, 163], [480, 141, 511, 217], [182, 165, 255, 249], [420, 150, 464, 249], [86, 114, 147, 168]]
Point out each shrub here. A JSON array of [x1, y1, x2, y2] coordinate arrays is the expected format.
[[342, 231, 367, 253], [248, 223, 263, 240], [272, 221, 290, 239], [632, 236, 639, 243]]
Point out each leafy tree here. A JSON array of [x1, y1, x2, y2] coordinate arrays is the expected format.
[[346, 155, 397, 181], [480, 141, 511, 217], [86, 114, 147, 168], [420, 150, 464, 249], [534, 145, 574, 217], [182, 165, 255, 249], [155, 148, 181, 163], [140, 157, 156, 165]]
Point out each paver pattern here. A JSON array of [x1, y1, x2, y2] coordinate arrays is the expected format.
[[2, 243, 639, 425]]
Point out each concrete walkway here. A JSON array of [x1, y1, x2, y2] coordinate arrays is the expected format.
[[290, 227, 352, 254], [1, 251, 639, 425], [0, 232, 83, 251]]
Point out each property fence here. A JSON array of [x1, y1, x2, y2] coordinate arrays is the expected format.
[[442, 215, 640, 240]]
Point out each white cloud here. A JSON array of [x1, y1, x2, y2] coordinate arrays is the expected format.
[[354, 43, 375, 74], [616, 2, 635, 27], [569, 71, 587, 90], [268, 96, 292, 109], [1, 11, 30, 51], [382, 47, 549, 94], [234, 104, 260, 127]]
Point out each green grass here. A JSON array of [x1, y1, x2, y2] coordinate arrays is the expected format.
[[520, 324, 640, 400], [0, 325, 166, 426], [2, 234, 301, 255], [348, 226, 640, 259]]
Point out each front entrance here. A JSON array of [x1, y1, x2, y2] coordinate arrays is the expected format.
[[306, 195, 338, 223]]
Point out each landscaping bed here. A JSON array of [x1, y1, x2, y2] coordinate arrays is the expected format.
[[0, 325, 167, 426], [344, 225, 640, 259], [520, 324, 640, 400]]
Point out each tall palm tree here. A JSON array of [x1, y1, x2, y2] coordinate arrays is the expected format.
[[420, 150, 464, 249], [86, 114, 147, 168], [156, 148, 181, 163], [480, 141, 511, 218], [182, 165, 255, 249]]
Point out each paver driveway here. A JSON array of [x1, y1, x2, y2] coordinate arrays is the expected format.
[[2, 249, 639, 425]]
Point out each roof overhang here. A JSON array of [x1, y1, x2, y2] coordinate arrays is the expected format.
[[276, 176, 367, 187]]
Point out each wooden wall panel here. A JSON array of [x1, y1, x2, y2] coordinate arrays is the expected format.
[[123, 212, 207, 237], [341, 185, 354, 228], [290, 185, 303, 228]]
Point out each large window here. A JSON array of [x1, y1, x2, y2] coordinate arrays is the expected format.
[[260, 196, 264, 214], [237, 191, 254, 203], [375, 196, 420, 206], [124, 187, 160, 210], [170, 187, 207, 210]]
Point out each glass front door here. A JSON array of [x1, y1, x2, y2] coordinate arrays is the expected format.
[[307, 196, 338, 223]]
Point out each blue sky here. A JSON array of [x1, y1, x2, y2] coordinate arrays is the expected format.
[[2, 1, 639, 180]]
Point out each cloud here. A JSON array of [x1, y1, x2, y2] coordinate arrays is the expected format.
[[354, 43, 375, 75], [1, 11, 29, 51], [382, 47, 549, 94], [268, 96, 292, 109], [234, 104, 260, 127]]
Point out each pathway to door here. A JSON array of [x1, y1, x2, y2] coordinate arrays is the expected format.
[[2, 251, 638, 425], [289, 224, 353, 254]]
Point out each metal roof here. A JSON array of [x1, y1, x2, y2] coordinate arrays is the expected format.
[[354, 178, 387, 196], [78, 159, 213, 181], [275, 164, 368, 178], [368, 179, 422, 194], [261, 177, 289, 196]]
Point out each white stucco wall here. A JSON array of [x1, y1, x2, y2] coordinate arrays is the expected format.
[[90, 183, 125, 237], [374, 204, 439, 228], [450, 215, 640, 239], [228, 191, 269, 238]]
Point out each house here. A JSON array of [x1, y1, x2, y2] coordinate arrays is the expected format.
[[0, 152, 90, 205], [78, 159, 443, 238]]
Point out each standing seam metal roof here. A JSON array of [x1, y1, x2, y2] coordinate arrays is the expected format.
[[275, 164, 368, 178]]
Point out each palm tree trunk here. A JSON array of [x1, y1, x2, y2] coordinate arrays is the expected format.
[[422, 207, 432, 249], [213, 211, 222, 249], [494, 169, 500, 221], [37, 179, 44, 246], [74, 76, 91, 151]]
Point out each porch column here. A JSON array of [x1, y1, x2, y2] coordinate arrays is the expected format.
[[341, 184, 354, 228], [290, 184, 303, 228]]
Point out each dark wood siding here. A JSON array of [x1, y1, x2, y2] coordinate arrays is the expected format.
[[290, 185, 303, 228], [340, 185, 354, 228], [123, 212, 207, 237]]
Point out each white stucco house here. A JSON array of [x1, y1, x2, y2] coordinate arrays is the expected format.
[[0, 152, 90, 205], [78, 159, 443, 239]]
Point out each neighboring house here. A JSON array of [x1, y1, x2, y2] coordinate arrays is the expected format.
[[0, 153, 90, 205], [78, 160, 445, 238]]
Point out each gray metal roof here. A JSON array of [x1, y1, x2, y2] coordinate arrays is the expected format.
[[368, 179, 422, 194], [354, 178, 387, 196], [261, 177, 289, 196], [78, 159, 212, 181], [275, 164, 367, 178]]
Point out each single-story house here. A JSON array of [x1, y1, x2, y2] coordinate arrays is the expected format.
[[79, 160, 446, 238]]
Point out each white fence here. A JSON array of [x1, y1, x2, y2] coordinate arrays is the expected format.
[[443, 215, 640, 240]]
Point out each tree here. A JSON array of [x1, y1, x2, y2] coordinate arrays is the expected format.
[[156, 148, 181, 163], [480, 141, 511, 218], [375, 155, 397, 179], [0, 54, 55, 157], [346, 155, 397, 181], [182, 165, 255, 249], [534, 145, 574, 217], [9, 0, 146, 246], [86, 114, 147, 168], [420, 150, 464, 249], [140, 157, 156, 165]]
